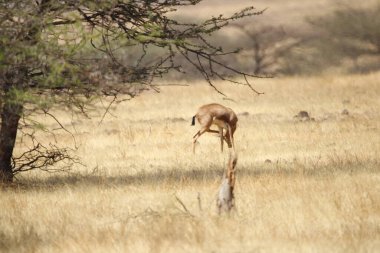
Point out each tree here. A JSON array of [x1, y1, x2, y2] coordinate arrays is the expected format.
[[307, 4, 380, 72], [0, 0, 263, 183], [232, 24, 303, 75]]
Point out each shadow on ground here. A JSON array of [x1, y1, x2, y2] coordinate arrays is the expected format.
[[4, 157, 379, 191]]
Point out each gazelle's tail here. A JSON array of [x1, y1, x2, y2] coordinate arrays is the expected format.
[[191, 115, 196, 126]]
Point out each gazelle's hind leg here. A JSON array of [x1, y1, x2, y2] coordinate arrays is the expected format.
[[192, 127, 209, 153], [193, 130, 200, 139]]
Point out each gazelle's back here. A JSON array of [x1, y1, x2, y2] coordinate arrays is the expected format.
[[197, 103, 237, 123]]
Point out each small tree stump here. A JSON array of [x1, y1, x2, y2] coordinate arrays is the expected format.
[[217, 152, 237, 214], [217, 178, 234, 213]]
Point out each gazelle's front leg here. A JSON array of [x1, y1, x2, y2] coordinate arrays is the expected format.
[[224, 123, 235, 153], [218, 126, 224, 152], [228, 126, 235, 153]]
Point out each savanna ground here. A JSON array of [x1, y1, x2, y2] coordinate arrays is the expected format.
[[2, 0, 380, 252], [1, 72, 380, 252]]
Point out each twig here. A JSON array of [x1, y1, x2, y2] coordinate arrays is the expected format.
[[98, 95, 117, 126], [175, 195, 192, 215]]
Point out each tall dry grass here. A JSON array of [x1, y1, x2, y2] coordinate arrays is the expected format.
[[1, 72, 380, 252]]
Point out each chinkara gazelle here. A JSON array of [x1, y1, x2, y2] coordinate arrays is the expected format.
[[191, 103, 238, 153]]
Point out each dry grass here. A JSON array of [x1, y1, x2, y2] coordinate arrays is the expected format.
[[1, 72, 380, 252]]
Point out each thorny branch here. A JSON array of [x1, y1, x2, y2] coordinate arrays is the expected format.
[[12, 135, 79, 175], [75, 1, 267, 96], [1, 1, 267, 177]]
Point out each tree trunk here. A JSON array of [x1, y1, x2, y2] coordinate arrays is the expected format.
[[0, 97, 22, 183]]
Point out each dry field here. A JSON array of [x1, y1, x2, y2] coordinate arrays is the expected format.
[[1, 72, 380, 252]]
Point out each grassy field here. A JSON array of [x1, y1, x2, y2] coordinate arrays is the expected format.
[[1, 72, 380, 252]]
